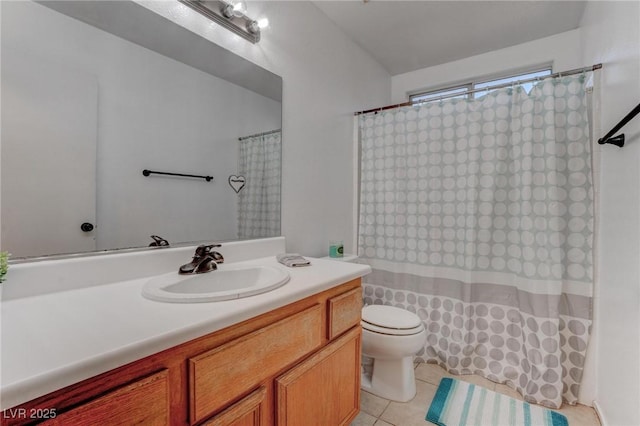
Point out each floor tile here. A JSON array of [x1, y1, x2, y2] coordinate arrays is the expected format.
[[350, 411, 377, 426], [373, 420, 394, 426], [414, 363, 453, 386], [360, 390, 390, 417], [379, 380, 438, 426], [558, 403, 601, 426], [456, 373, 496, 390]]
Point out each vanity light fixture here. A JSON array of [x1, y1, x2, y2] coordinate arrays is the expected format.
[[179, 0, 267, 43]]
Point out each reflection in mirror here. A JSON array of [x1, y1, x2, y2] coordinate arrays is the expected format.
[[1, 0, 282, 259], [238, 130, 281, 239]]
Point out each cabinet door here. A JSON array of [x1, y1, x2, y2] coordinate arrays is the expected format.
[[276, 327, 361, 426], [202, 386, 266, 426], [43, 370, 169, 425]]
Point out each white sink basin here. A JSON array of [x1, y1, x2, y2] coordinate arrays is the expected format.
[[142, 263, 290, 303]]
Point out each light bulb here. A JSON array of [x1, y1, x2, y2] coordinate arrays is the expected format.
[[257, 18, 269, 29], [232, 1, 246, 17]]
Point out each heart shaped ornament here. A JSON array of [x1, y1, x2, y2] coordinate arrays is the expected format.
[[228, 175, 246, 193]]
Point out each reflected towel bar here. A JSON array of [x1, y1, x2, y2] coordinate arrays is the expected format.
[[142, 169, 213, 182], [598, 102, 640, 148]]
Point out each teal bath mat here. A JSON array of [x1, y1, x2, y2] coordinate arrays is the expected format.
[[426, 378, 568, 426]]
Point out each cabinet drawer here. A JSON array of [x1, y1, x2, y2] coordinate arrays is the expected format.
[[190, 304, 323, 423], [201, 386, 266, 426], [44, 370, 169, 425], [328, 287, 362, 340]]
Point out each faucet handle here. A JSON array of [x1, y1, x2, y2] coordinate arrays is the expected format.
[[149, 235, 170, 247], [194, 244, 221, 256]]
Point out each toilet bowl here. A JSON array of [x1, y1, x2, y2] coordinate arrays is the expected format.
[[361, 305, 427, 402]]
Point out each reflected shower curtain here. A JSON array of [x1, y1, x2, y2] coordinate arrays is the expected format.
[[358, 75, 593, 408], [238, 130, 281, 238]]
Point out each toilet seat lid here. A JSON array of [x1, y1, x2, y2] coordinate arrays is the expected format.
[[362, 305, 422, 330]]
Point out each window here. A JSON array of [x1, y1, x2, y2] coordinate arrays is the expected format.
[[410, 85, 470, 104], [409, 68, 552, 105]]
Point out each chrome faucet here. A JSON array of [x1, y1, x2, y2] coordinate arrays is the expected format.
[[179, 244, 224, 274]]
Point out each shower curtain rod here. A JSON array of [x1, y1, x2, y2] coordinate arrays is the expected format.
[[354, 63, 603, 116], [597, 102, 640, 147], [238, 128, 281, 141]]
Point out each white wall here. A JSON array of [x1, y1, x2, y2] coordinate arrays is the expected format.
[[2, 1, 281, 252], [580, 2, 640, 425], [138, 1, 391, 257], [391, 29, 581, 103]]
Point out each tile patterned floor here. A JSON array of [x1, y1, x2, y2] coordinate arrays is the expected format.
[[351, 362, 601, 426]]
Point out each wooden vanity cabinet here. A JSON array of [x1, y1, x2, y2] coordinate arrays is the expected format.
[[1, 279, 363, 426]]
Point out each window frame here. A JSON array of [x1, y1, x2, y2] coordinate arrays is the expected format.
[[408, 66, 553, 105]]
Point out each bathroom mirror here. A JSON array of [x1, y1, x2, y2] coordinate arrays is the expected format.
[[1, 0, 282, 259]]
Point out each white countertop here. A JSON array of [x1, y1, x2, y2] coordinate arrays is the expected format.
[[0, 256, 370, 409]]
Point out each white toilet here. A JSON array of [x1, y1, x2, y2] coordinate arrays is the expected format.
[[361, 305, 427, 402]]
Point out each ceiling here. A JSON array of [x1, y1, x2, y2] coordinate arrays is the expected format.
[[313, 1, 587, 76]]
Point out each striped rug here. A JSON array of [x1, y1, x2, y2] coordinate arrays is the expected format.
[[426, 378, 568, 426]]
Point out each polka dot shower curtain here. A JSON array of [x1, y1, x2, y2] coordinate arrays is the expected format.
[[237, 130, 281, 238], [357, 75, 594, 408]]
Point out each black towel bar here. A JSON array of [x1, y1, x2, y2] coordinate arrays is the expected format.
[[142, 169, 213, 182], [598, 102, 640, 147]]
